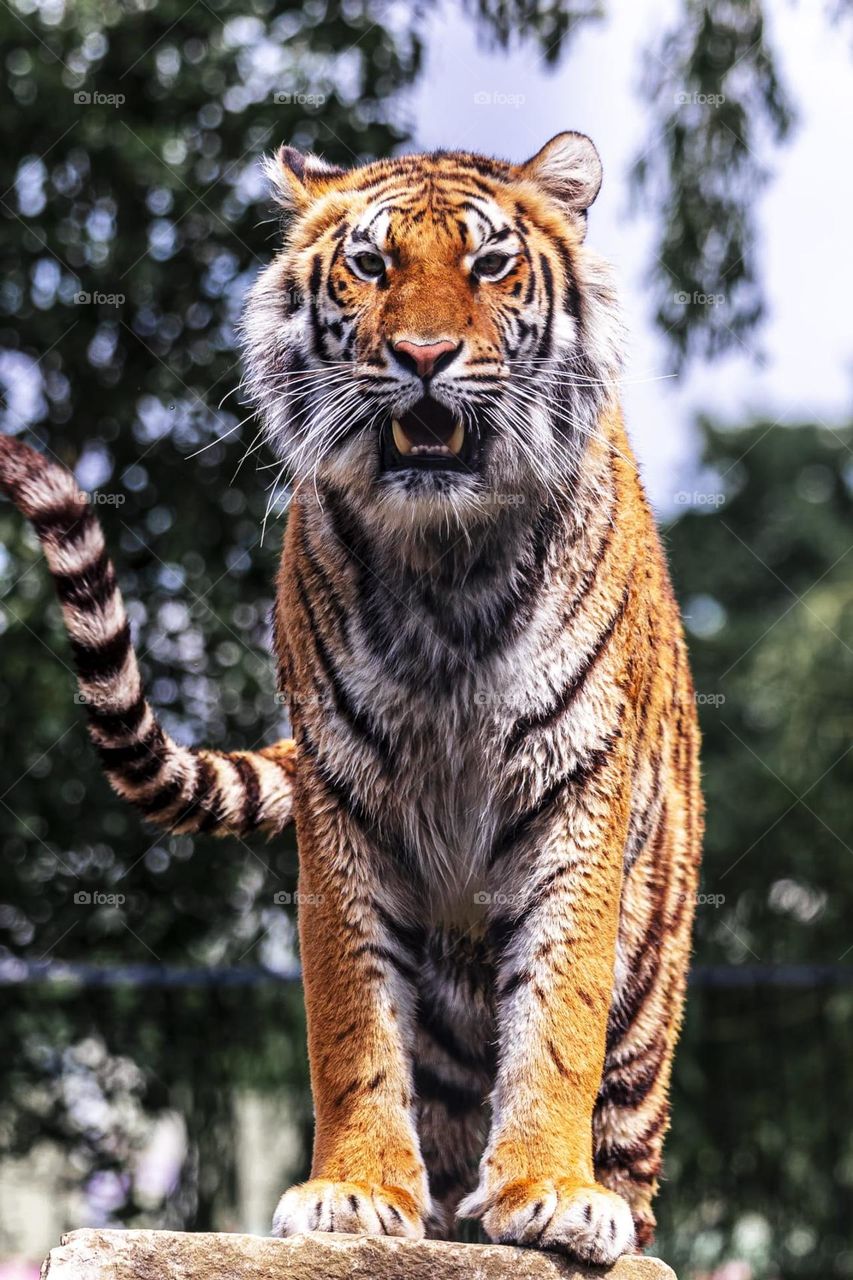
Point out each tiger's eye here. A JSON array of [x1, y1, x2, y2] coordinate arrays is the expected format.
[[474, 252, 512, 279], [351, 252, 386, 279]]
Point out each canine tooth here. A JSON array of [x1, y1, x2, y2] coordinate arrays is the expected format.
[[448, 419, 465, 455], [392, 419, 412, 454]]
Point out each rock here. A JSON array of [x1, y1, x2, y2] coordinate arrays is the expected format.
[[41, 1228, 677, 1280]]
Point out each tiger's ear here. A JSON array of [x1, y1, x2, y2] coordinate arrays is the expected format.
[[519, 132, 603, 218], [264, 145, 347, 212]]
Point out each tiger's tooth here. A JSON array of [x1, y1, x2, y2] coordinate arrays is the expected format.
[[448, 419, 465, 455], [392, 419, 412, 454]]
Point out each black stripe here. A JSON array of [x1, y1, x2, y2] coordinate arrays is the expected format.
[[353, 942, 417, 984], [53, 550, 117, 611], [135, 771, 187, 818], [230, 754, 261, 831], [552, 238, 583, 320], [505, 584, 629, 754], [32, 498, 96, 544], [536, 254, 555, 360], [497, 968, 533, 999], [295, 724, 372, 829], [85, 693, 147, 737], [296, 724, 423, 880], [488, 776, 567, 870], [594, 1109, 669, 1172], [187, 757, 227, 833], [69, 621, 132, 681], [298, 517, 348, 637], [597, 1039, 665, 1109], [373, 901, 426, 954], [418, 1002, 496, 1074], [307, 254, 324, 360], [293, 567, 391, 765], [97, 725, 168, 783], [561, 497, 616, 630]]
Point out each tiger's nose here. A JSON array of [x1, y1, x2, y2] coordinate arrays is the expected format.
[[391, 338, 461, 379]]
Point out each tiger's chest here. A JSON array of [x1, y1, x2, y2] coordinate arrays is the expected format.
[[340, 621, 569, 919], [286, 503, 614, 916]]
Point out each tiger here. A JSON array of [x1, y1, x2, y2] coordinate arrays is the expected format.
[[0, 131, 702, 1263]]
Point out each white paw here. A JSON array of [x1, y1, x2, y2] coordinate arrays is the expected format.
[[272, 1178, 424, 1239], [459, 1177, 635, 1264]]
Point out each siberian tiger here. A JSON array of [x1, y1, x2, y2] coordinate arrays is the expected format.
[[0, 132, 702, 1262]]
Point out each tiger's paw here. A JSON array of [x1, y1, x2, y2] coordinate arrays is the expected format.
[[458, 1177, 635, 1264], [272, 1178, 425, 1239]]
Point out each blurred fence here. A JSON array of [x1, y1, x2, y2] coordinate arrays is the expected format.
[[2, 961, 852, 1278]]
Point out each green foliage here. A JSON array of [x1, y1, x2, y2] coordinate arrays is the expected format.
[[632, 0, 794, 366], [655, 419, 853, 1278], [1, 0, 853, 1265], [0, 0, 411, 1235], [667, 420, 853, 967]]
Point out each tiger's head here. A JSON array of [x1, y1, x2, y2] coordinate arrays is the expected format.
[[242, 133, 622, 533]]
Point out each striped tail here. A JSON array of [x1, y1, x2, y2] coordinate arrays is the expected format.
[[0, 434, 296, 838]]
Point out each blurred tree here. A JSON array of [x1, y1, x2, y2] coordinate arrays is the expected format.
[[656, 418, 853, 1280], [0, 0, 418, 1234], [632, 0, 794, 366], [2, 0, 853, 1260], [667, 419, 853, 967]]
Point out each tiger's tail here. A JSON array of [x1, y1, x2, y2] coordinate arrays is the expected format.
[[0, 434, 295, 838]]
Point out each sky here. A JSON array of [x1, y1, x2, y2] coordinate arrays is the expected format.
[[406, 0, 853, 513]]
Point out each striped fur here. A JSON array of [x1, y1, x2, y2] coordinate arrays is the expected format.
[[0, 132, 702, 1262], [0, 435, 295, 837]]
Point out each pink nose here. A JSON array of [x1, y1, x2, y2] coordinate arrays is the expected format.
[[392, 338, 460, 379]]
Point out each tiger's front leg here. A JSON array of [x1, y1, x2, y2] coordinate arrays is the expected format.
[[272, 777, 429, 1239], [460, 754, 634, 1263]]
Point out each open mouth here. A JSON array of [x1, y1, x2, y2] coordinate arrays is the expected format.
[[381, 397, 479, 474]]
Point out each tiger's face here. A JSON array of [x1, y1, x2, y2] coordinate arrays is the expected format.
[[243, 133, 622, 533]]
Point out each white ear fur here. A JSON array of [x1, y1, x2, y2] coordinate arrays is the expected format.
[[263, 145, 346, 211], [520, 132, 603, 214]]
